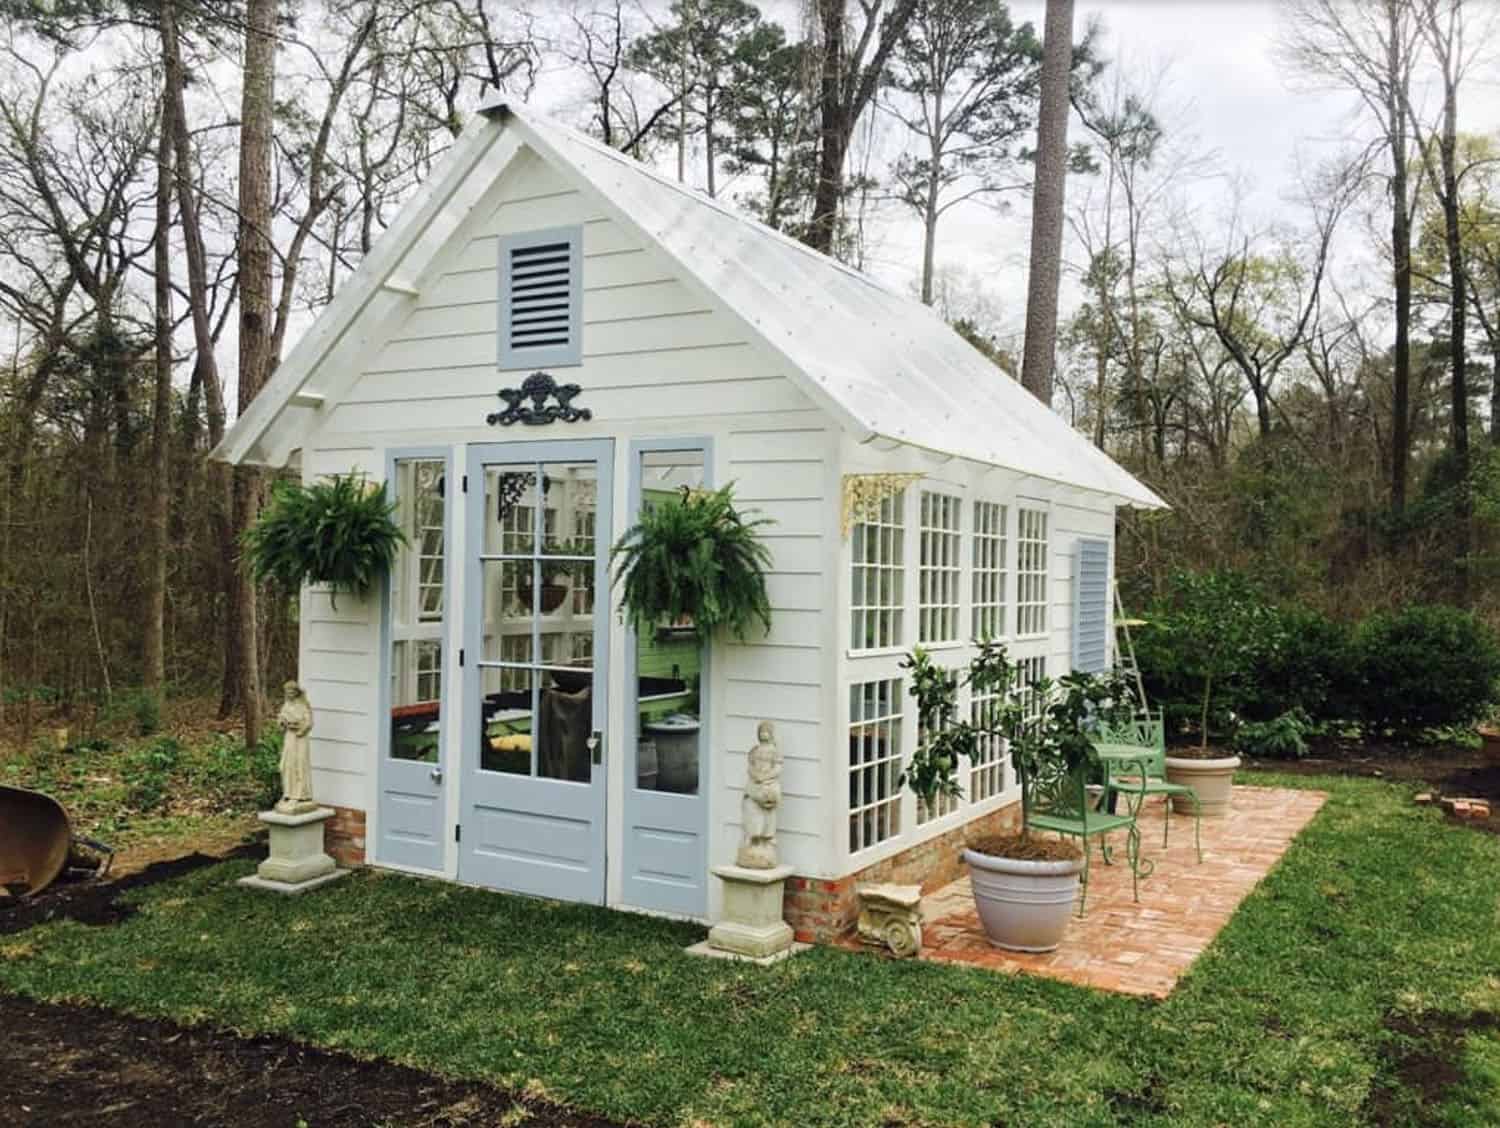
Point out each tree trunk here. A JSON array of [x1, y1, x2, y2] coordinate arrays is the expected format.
[[235, 0, 278, 748], [808, 0, 846, 255], [144, 83, 174, 695], [1390, 84, 1412, 512], [1019, 0, 1075, 404]]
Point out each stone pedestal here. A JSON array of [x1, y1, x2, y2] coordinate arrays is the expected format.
[[237, 806, 346, 895], [705, 863, 794, 959]]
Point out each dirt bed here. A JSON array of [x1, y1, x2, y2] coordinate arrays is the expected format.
[[0, 995, 627, 1127], [1240, 738, 1500, 835], [0, 848, 260, 936]]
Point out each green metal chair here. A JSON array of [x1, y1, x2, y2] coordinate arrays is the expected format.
[[1096, 710, 1203, 863], [1024, 755, 1151, 915]]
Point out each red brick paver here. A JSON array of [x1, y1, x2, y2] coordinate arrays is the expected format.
[[915, 785, 1327, 998]]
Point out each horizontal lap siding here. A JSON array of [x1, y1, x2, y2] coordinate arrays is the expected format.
[[300, 448, 378, 813], [296, 145, 839, 872], [720, 426, 834, 875]]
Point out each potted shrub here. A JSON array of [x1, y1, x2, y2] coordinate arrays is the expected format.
[[242, 473, 405, 608], [1151, 571, 1269, 816], [901, 643, 1131, 952], [611, 484, 773, 641]]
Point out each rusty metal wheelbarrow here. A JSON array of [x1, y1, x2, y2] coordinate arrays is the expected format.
[[0, 784, 114, 897]]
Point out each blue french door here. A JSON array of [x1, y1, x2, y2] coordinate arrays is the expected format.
[[459, 439, 613, 904]]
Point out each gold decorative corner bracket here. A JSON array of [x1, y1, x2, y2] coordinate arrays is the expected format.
[[841, 473, 924, 538]]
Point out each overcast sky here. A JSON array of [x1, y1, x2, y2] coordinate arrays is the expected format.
[[845, 0, 1500, 353]]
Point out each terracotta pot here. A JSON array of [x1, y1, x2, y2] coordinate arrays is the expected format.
[[1164, 753, 1241, 817], [963, 847, 1083, 953]]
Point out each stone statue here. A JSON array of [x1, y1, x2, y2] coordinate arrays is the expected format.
[[275, 681, 317, 814], [736, 721, 782, 868]]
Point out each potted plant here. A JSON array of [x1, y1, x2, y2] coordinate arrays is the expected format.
[[1152, 571, 1267, 816], [521, 538, 593, 614], [901, 643, 1132, 952], [611, 484, 774, 641], [242, 473, 405, 608]]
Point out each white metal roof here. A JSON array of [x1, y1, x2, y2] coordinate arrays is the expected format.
[[215, 101, 1164, 509]]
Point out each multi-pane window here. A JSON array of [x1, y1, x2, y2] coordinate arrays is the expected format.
[[1017, 654, 1048, 722], [848, 678, 903, 852], [969, 684, 1006, 802], [1016, 507, 1049, 636], [915, 667, 961, 824], [972, 501, 1007, 641], [850, 492, 905, 651], [918, 492, 962, 643], [389, 457, 448, 765]]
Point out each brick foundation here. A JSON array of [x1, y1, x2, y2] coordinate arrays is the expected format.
[[324, 806, 367, 867], [782, 801, 1021, 944]]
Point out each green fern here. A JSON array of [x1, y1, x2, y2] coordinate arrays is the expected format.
[[242, 474, 406, 607], [610, 484, 774, 642]]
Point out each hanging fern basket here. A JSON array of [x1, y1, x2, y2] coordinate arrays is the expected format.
[[242, 474, 406, 607], [611, 484, 774, 643]]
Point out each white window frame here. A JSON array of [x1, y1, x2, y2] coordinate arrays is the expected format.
[[971, 499, 1008, 642], [917, 489, 963, 645], [1014, 502, 1051, 639]]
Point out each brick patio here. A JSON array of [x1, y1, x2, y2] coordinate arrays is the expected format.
[[913, 785, 1327, 998]]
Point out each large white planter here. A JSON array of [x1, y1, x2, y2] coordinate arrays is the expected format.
[[1163, 753, 1241, 817], [963, 848, 1083, 953]]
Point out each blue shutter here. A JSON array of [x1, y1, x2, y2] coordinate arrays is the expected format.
[[1072, 539, 1110, 673], [499, 225, 583, 369]]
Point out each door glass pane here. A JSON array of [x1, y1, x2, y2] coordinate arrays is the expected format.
[[479, 664, 533, 775], [477, 456, 600, 783], [538, 671, 593, 782], [389, 458, 446, 763], [634, 449, 706, 794]]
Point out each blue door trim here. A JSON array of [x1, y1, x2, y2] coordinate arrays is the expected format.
[[376, 445, 456, 873]]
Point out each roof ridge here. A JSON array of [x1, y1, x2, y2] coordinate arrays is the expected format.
[[501, 101, 911, 306]]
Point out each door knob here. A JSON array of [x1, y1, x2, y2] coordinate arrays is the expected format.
[[587, 731, 603, 765], [429, 766, 444, 783]]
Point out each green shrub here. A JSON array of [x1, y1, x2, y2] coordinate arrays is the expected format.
[[101, 688, 162, 736], [1240, 607, 1356, 722], [1352, 605, 1500, 737], [1233, 709, 1310, 759]]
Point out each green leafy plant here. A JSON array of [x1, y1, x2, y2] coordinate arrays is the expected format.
[[1233, 709, 1310, 760], [1352, 605, 1500, 738], [242, 474, 405, 606], [899, 647, 976, 809], [611, 485, 773, 642], [900, 640, 1133, 846]]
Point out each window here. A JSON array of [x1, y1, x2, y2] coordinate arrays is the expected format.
[[915, 667, 961, 824], [849, 678, 903, 852], [972, 501, 1007, 641], [388, 457, 448, 766], [969, 684, 1006, 802], [918, 491, 961, 643], [1016, 507, 1049, 636], [850, 491, 905, 651], [1017, 655, 1047, 721], [499, 226, 582, 369]]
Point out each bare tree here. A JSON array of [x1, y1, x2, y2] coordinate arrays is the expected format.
[[806, 0, 919, 255], [1281, 0, 1424, 512]]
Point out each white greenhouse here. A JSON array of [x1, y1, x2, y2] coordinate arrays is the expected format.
[[216, 101, 1164, 940]]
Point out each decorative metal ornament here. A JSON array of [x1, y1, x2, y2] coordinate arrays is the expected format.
[[841, 472, 924, 537], [488, 371, 592, 427]]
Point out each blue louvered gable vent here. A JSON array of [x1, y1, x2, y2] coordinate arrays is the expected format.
[[499, 225, 583, 369], [1072, 538, 1111, 673]]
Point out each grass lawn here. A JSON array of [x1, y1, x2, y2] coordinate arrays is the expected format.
[[3, 774, 1498, 1127]]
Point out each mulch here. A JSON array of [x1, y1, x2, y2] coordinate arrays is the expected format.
[[0, 847, 261, 936], [1240, 737, 1500, 836], [0, 996, 629, 1127]]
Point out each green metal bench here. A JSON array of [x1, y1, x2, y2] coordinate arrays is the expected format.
[[1095, 711, 1203, 863], [1024, 753, 1152, 915]]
